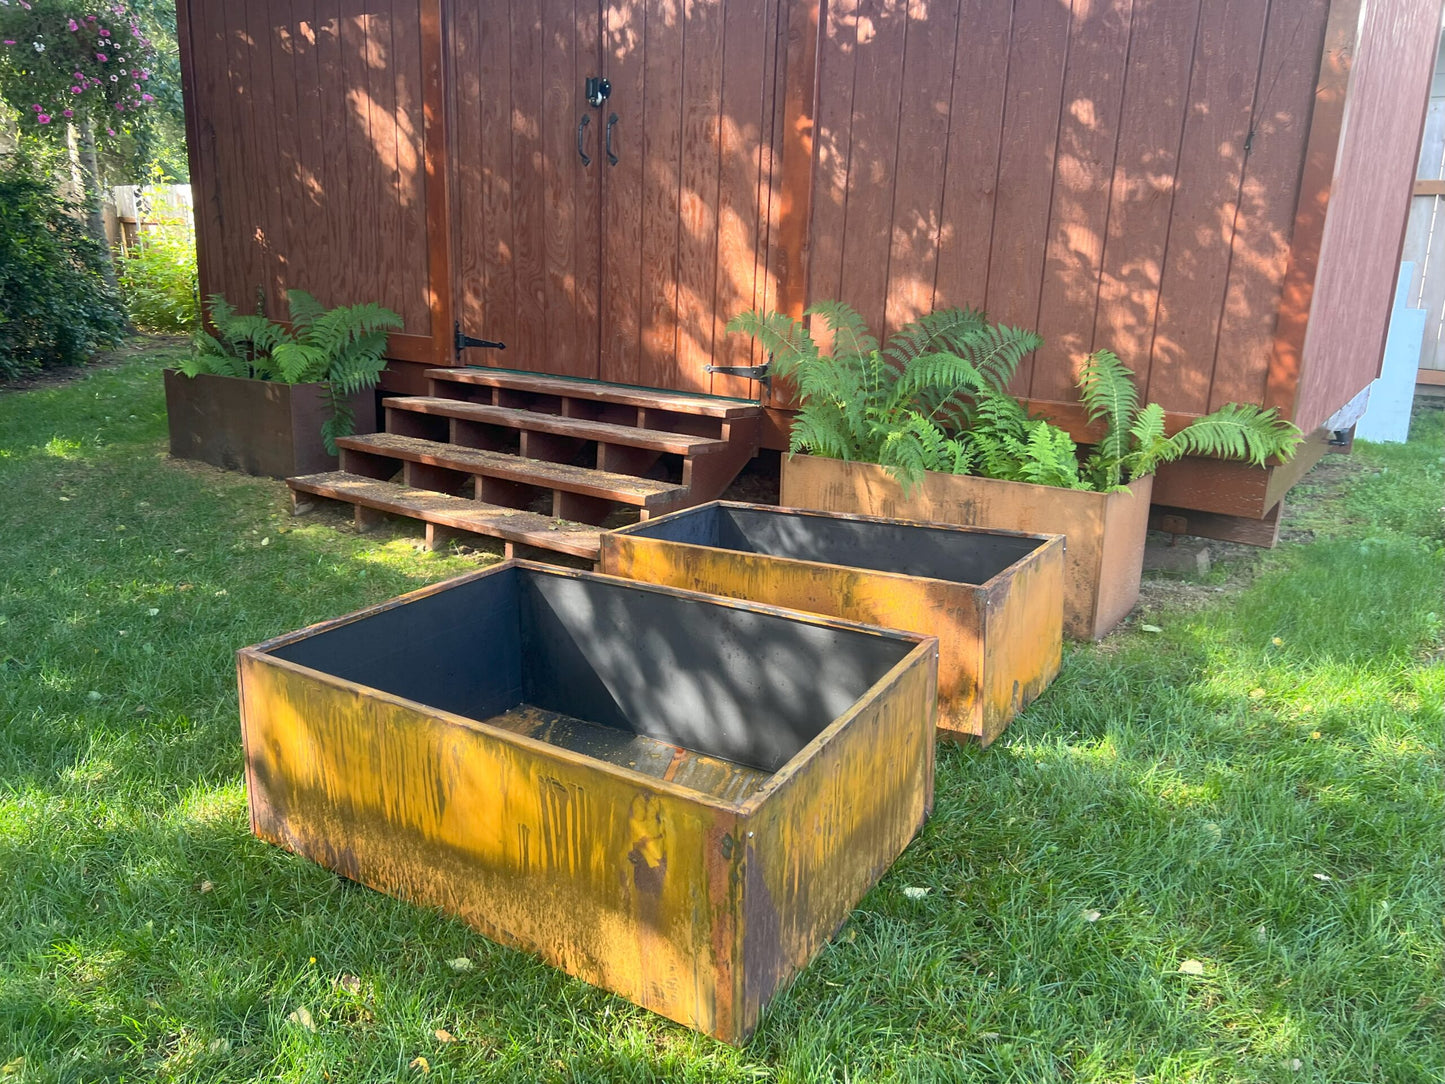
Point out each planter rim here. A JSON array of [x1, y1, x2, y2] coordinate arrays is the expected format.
[[610, 501, 1062, 593], [164, 366, 333, 391], [784, 452, 1153, 499], [240, 559, 937, 818]]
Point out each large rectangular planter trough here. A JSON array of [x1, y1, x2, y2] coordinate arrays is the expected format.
[[600, 502, 1064, 746], [781, 456, 1154, 640], [236, 561, 937, 1045]]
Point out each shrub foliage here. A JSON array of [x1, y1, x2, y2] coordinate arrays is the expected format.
[[0, 152, 125, 380]]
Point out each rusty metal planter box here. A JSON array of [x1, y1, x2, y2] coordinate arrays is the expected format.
[[237, 561, 937, 1045], [599, 502, 1063, 747], [780, 456, 1154, 641], [163, 368, 376, 479]]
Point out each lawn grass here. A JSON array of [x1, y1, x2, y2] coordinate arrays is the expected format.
[[1, 347, 1440, 1083]]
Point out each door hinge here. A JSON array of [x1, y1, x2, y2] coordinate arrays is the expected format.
[[455, 322, 507, 355], [705, 361, 771, 393]]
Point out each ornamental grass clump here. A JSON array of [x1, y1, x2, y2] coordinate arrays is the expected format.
[[729, 302, 1302, 492]]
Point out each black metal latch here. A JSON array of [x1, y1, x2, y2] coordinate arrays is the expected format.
[[454, 323, 506, 354], [704, 361, 770, 392]]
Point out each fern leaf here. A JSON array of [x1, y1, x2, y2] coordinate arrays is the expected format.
[[882, 307, 987, 368], [1076, 349, 1138, 488], [285, 289, 328, 332], [1167, 403, 1303, 467]]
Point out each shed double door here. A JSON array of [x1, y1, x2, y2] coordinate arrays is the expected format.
[[448, 0, 782, 395]]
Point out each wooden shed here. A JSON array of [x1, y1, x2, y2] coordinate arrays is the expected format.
[[177, 0, 1441, 543]]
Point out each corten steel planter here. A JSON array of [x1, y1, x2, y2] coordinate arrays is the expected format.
[[599, 502, 1064, 746], [780, 456, 1154, 641], [236, 561, 937, 1045], [163, 368, 376, 479]]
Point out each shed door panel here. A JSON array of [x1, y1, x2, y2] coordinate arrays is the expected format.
[[181, 0, 443, 363], [450, 0, 602, 378], [449, 0, 781, 394]]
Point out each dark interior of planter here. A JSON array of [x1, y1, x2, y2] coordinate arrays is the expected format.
[[626, 504, 1046, 585], [267, 565, 915, 775]]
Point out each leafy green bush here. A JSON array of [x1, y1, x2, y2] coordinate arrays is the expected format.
[[182, 290, 402, 452], [730, 302, 1302, 492], [0, 153, 125, 380], [117, 203, 198, 333]]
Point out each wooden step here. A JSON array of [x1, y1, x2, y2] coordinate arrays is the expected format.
[[288, 471, 603, 559], [384, 397, 730, 457], [427, 368, 762, 419], [336, 432, 690, 512]]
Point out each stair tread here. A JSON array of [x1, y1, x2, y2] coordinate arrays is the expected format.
[[288, 472, 603, 558], [384, 397, 730, 455], [337, 433, 690, 508], [426, 367, 762, 419]]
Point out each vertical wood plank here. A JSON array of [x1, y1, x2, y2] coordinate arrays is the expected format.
[[880, 0, 959, 344], [248, 1, 292, 315], [224, 3, 267, 310], [479, 0, 518, 356], [392, 0, 431, 337], [1207, 1, 1331, 411], [933, 0, 1012, 314], [339, 7, 380, 320], [710, 0, 772, 395], [366, 3, 406, 323], [575, 1, 603, 379], [269, 1, 305, 310], [601, 0, 647, 384], [1030, 0, 1132, 403], [287, 0, 323, 310], [1142, 0, 1268, 414], [675, 0, 724, 387], [509, 0, 549, 369], [179, 1, 225, 310], [984, 0, 1074, 395], [833, 0, 908, 342], [805, 0, 862, 315], [542, 0, 581, 374], [639, 0, 684, 389], [1089, 0, 1199, 392]]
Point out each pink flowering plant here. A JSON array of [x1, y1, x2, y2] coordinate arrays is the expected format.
[[0, 0, 159, 144]]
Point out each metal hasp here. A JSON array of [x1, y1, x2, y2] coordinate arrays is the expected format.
[[704, 362, 770, 392], [454, 322, 506, 354], [584, 75, 610, 107], [602, 502, 1064, 746], [236, 561, 937, 1045]]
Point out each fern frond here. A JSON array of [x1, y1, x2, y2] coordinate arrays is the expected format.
[[1076, 349, 1138, 488], [726, 310, 814, 376], [1116, 401, 1170, 483], [1164, 403, 1303, 468], [882, 307, 987, 367], [953, 324, 1044, 392], [1014, 421, 1084, 489], [806, 300, 880, 366], [285, 289, 328, 332]]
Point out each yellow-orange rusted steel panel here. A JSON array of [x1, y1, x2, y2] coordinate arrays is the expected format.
[[599, 503, 1063, 745], [237, 561, 937, 1044], [780, 455, 1153, 640]]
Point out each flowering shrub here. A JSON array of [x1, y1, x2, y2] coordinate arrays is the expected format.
[[0, 0, 160, 147], [0, 151, 125, 379]]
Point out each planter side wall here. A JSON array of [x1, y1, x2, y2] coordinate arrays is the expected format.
[[238, 652, 747, 1041], [780, 456, 1150, 640], [981, 538, 1065, 744], [740, 647, 936, 1030], [598, 531, 1058, 742], [164, 369, 377, 478]]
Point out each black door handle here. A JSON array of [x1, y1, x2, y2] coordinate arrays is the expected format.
[[577, 114, 591, 166], [605, 112, 619, 166]]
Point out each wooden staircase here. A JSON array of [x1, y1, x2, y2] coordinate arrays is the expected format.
[[287, 368, 763, 561]]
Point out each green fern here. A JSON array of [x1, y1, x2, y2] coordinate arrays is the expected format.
[[1077, 350, 1138, 489], [181, 290, 402, 454]]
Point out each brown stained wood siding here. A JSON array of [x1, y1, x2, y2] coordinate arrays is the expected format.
[[1292, 0, 1443, 433], [804, 0, 1339, 426], [184, 1, 438, 357]]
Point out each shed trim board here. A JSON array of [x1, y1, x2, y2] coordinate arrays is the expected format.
[[178, 0, 1442, 524]]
